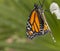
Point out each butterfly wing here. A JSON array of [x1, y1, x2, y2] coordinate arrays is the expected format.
[[29, 10, 40, 33], [26, 9, 41, 39], [26, 9, 50, 39], [42, 13, 51, 34]]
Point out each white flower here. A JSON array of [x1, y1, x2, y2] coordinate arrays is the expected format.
[[50, 2, 60, 19], [50, 2, 59, 14]]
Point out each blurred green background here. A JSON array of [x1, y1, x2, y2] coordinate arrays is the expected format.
[[0, 0, 60, 51]]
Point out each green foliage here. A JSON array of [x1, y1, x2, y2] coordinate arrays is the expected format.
[[0, 0, 60, 51]]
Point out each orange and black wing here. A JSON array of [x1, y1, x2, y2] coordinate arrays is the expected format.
[[26, 9, 50, 39], [26, 9, 41, 39]]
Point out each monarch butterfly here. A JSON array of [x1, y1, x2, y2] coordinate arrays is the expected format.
[[26, 0, 56, 42]]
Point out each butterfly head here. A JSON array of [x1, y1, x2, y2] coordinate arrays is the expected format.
[[34, 0, 45, 11], [34, 4, 38, 9], [34, 4, 43, 12]]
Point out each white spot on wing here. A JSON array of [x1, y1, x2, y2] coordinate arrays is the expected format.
[[27, 28, 30, 30]]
